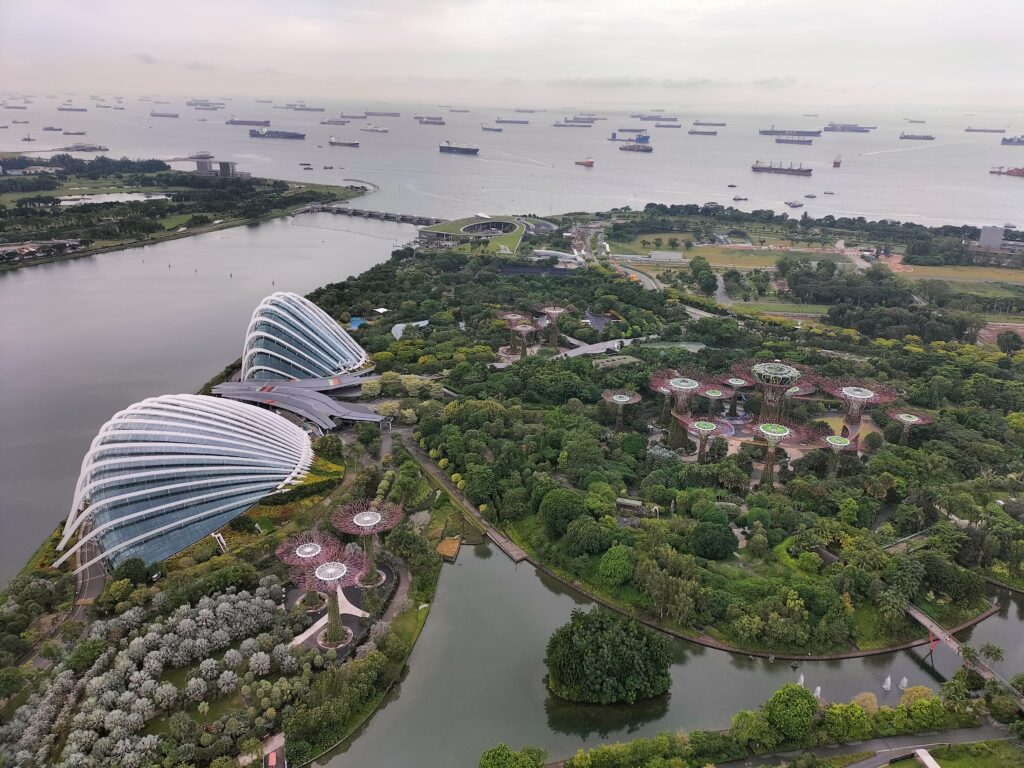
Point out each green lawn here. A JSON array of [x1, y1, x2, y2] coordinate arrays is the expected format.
[[617, 246, 848, 270], [851, 605, 920, 650], [929, 740, 1024, 767], [732, 301, 831, 315], [901, 263, 1024, 285]]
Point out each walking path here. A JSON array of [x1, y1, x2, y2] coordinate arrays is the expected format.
[[289, 585, 368, 648]]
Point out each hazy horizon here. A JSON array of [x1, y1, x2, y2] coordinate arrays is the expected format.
[[3, 0, 1023, 113]]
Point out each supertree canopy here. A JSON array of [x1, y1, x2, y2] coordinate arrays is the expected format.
[[663, 372, 705, 449], [677, 415, 722, 463], [820, 378, 898, 427], [602, 389, 641, 430], [276, 530, 341, 567], [649, 369, 678, 425], [332, 500, 404, 537], [539, 305, 569, 346], [510, 321, 535, 358], [887, 409, 935, 445], [820, 434, 854, 478], [294, 547, 369, 646], [697, 383, 734, 418], [732, 359, 815, 423]]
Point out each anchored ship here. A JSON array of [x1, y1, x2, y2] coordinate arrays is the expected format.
[[751, 160, 813, 176], [249, 128, 305, 139], [226, 117, 270, 126], [360, 124, 389, 133], [150, 111, 179, 118], [495, 118, 529, 124], [62, 130, 86, 136], [656, 123, 681, 128], [575, 158, 595, 167], [42, 126, 62, 131], [328, 136, 359, 147], [320, 118, 349, 125], [481, 124, 503, 132], [62, 143, 109, 152], [990, 167, 1024, 177], [900, 132, 934, 140], [1001, 136, 1024, 146], [689, 129, 717, 136], [553, 121, 590, 127], [823, 122, 874, 132], [759, 126, 822, 137], [966, 127, 1006, 133], [57, 106, 87, 112], [620, 143, 653, 153], [366, 111, 400, 117], [439, 141, 479, 155], [694, 120, 727, 126], [776, 137, 812, 145]]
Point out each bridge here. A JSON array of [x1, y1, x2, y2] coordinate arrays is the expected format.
[[299, 202, 446, 226], [905, 601, 1024, 712]]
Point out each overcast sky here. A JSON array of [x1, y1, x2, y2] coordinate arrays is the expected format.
[[3, 0, 1022, 111]]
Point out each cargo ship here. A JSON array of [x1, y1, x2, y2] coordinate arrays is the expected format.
[[640, 115, 677, 121], [57, 106, 87, 112], [751, 160, 812, 176], [656, 123, 682, 128], [620, 143, 653, 153], [495, 118, 529, 124], [449, 108, 470, 113], [833, 154, 842, 168], [776, 137, 812, 145], [439, 141, 479, 155], [366, 111, 400, 117], [255, 99, 272, 104], [62, 143, 109, 152], [42, 126, 62, 131], [150, 111, 179, 118], [514, 108, 538, 113], [339, 114, 367, 119], [617, 127, 647, 133], [900, 132, 934, 140], [418, 117, 445, 125], [966, 127, 1006, 133], [292, 106, 325, 112], [553, 121, 590, 127], [608, 132, 650, 143], [688, 129, 717, 136], [62, 130, 86, 136], [360, 124, 389, 133], [990, 167, 1024, 177], [823, 122, 874, 132], [732, 196, 748, 201], [4, 105, 28, 110], [481, 123, 503, 132], [249, 128, 305, 139], [785, 200, 804, 208], [226, 117, 271, 126], [320, 118, 349, 125], [575, 158, 594, 167], [1000, 136, 1024, 146], [759, 126, 821, 137], [906, 119, 926, 124], [694, 120, 726, 126], [328, 136, 359, 147]]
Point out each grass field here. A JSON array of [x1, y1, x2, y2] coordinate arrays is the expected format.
[[899, 263, 1024, 285], [732, 301, 831, 315], [617, 245, 848, 270], [929, 741, 1024, 768]]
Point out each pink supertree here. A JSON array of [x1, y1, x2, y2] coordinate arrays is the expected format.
[[732, 359, 816, 424], [750, 419, 813, 488], [887, 409, 935, 446], [332, 500, 404, 586], [538, 305, 569, 346], [602, 389, 642, 430], [819, 434, 855, 478], [294, 547, 370, 646], [649, 369, 678, 426], [677, 415, 725, 463], [820, 378, 898, 430], [697, 382, 735, 418], [276, 530, 341, 567], [722, 375, 751, 417]]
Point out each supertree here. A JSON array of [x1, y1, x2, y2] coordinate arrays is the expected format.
[[332, 500, 404, 587], [697, 382, 734, 419], [820, 378, 898, 430], [782, 379, 818, 418], [677, 415, 723, 463], [499, 311, 531, 356], [723, 375, 751, 417], [275, 530, 341, 567], [538, 305, 569, 347], [294, 547, 369, 646], [511, 321, 536, 359], [602, 389, 641, 430], [752, 420, 811, 488], [665, 373, 704, 449], [649, 369, 678, 426], [732, 359, 815, 423], [820, 434, 854, 478], [887, 409, 935, 446]]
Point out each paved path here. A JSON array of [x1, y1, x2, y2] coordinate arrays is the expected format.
[[401, 431, 527, 563], [715, 722, 1009, 768], [289, 585, 368, 648]]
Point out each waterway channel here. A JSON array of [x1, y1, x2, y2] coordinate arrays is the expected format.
[[321, 542, 1024, 768]]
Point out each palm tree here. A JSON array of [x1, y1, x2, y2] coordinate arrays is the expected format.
[[980, 642, 1004, 664], [959, 644, 980, 667]]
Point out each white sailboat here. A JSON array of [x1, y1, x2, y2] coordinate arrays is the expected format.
[[899, 676, 909, 691], [883, 675, 892, 691]]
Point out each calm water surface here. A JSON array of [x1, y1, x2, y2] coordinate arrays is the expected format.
[[0, 215, 415, 583], [321, 543, 1024, 768]]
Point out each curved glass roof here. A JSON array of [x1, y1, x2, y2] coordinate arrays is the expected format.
[[55, 394, 313, 572], [241, 292, 369, 381]]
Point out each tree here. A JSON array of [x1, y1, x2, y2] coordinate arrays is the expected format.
[[690, 521, 737, 560], [111, 557, 148, 585], [564, 516, 611, 556], [763, 684, 819, 743], [558, 436, 604, 484], [823, 702, 872, 743], [996, 330, 1024, 354], [730, 709, 780, 752], [539, 488, 587, 539], [899, 685, 935, 708], [478, 744, 545, 768], [545, 608, 672, 704], [980, 642, 1004, 663], [597, 545, 634, 587]]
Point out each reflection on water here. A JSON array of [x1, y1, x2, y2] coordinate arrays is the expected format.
[[321, 543, 1023, 768]]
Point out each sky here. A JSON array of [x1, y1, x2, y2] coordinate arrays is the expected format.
[[2, 0, 1023, 112]]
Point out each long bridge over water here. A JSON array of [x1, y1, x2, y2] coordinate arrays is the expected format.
[[298, 202, 446, 226]]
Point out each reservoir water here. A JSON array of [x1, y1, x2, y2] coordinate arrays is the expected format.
[[0, 214, 416, 584], [320, 542, 1024, 768]]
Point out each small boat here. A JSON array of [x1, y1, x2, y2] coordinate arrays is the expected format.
[[823, 190, 835, 195], [481, 123, 503, 132], [727, 184, 737, 188], [21, 134, 35, 142], [323, 165, 333, 169], [785, 200, 804, 208], [732, 195, 748, 201], [42, 126, 62, 131], [574, 157, 594, 167], [804, 193, 817, 199], [360, 123, 389, 133], [12, 119, 28, 124], [328, 136, 360, 147], [898, 677, 908, 691]]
